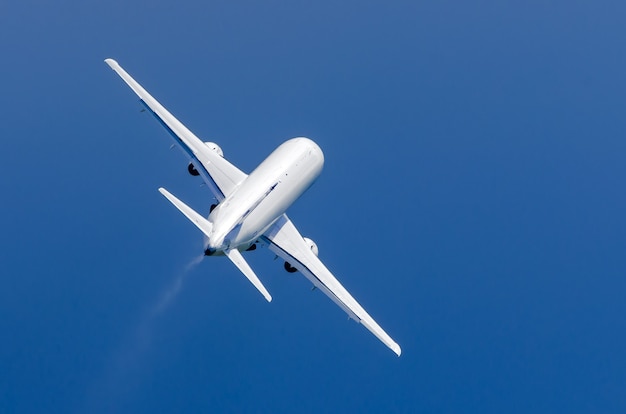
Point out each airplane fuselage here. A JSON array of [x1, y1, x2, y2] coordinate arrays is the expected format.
[[205, 137, 324, 253]]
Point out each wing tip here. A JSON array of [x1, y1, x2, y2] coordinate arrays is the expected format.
[[104, 58, 118, 68], [392, 343, 402, 357], [158, 187, 174, 202]]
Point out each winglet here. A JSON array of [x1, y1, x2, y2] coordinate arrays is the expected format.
[[225, 249, 272, 302], [158, 187, 213, 238]]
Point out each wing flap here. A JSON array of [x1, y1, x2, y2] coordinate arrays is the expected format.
[[262, 215, 401, 356]]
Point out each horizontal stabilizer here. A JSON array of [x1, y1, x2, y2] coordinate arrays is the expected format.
[[225, 249, 272, 302], [158, 188, 213, 238]]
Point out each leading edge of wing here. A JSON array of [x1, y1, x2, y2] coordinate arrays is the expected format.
[[262, 215, 402, 356], [104, 58, 247, 200]]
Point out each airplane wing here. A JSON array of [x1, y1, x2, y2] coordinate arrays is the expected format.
[[262, 215, 402, 356], [105, 58, 246, 201]]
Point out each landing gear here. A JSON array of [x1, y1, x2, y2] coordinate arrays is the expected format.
[[284, 262, 298, 273], [188, 163, 200, 176]]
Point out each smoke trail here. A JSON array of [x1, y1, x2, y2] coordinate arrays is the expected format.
[[78, 254, 204, 413], [150, 253, 204, 316]]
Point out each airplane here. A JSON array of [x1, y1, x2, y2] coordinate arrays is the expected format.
[[105, 59, 401, 356]]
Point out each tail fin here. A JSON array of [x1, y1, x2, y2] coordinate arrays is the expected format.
[[158, 188, 213, 238]]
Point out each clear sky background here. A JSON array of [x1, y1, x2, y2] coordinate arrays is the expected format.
[[1, 1, 625, 413]]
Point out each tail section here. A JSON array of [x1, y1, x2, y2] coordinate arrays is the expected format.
[[158, 187, 271, 302]]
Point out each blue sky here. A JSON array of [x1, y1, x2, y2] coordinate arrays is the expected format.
[[2, 1, 626, 412]]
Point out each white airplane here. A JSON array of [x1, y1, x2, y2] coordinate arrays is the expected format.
[[105, 59, 401, 356]]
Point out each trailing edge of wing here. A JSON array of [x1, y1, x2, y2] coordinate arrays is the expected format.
[[225, 249, 272, 302], [158, 188, 213, 238], [263, 215, 401, 356]]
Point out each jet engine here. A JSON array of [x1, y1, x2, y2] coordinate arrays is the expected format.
[[187, 163, 200, 176], [284, 262, 298, 273], [303, 237, 319, 256], [284, 237, 318, 273], [204, 142, 223, 157], [189, 143, 223, 175]]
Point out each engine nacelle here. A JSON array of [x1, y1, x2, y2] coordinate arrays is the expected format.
[[284, 262, 298, 273], [187, 162, 200, 176], [204, 142, 223, 157], [303, 237, 319, 257]]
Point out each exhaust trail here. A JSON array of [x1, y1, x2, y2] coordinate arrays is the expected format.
[[79, 254, 205, 414], [150, 253, 204, 316]]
